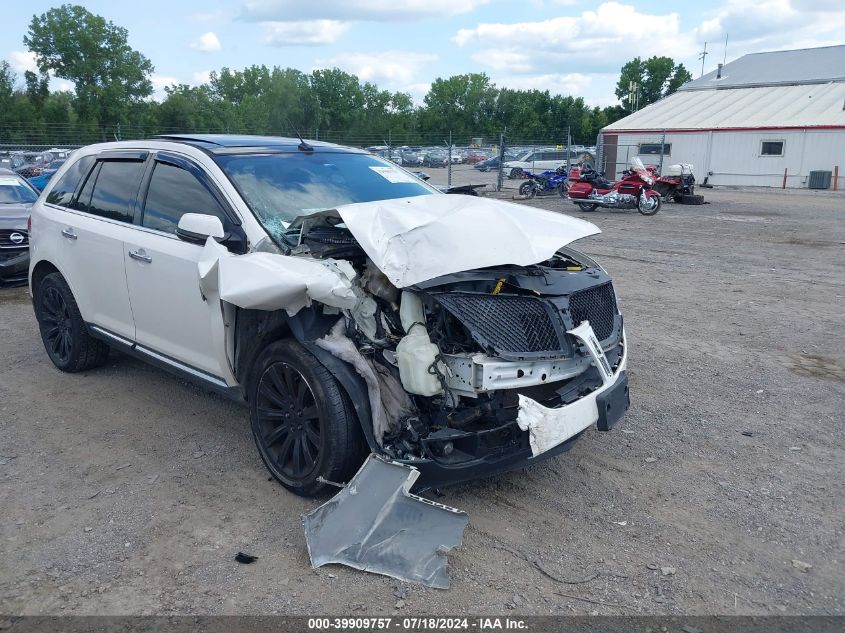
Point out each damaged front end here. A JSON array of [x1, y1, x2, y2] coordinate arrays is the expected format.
[[204, 194, 628, 490], [275, 202, 628, 489]]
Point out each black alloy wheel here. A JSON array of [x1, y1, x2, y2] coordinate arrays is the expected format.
[[41, 285, 73, 365], [255, 362, 322, 483]]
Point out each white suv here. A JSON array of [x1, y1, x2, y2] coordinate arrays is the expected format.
[[29, 135, 629, 496]]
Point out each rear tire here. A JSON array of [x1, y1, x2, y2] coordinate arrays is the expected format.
[[34, 272, 110, 372], [558, 182, 569, 196], [519, 181, 536, 199], [577, 203, 599, 212], [248, 339, 365, 497], [509, 167, 524, 179]]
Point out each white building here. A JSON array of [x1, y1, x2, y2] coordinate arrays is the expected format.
[[599, 45, 845, 189]]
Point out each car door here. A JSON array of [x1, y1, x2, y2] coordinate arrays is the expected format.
[[40, 153, 147, 341], [123, 153, 241, 383]]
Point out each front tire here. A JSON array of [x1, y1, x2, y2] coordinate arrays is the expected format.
[[35, 272, 110, 372], [509, 167, 524, 179], [558, 182, 569, 196], [638, 194, 661, 215], [248, 339, 364, 497], [577, 203, 599, 212]]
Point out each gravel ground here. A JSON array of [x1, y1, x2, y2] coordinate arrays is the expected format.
[[0, 187, 843, 616]]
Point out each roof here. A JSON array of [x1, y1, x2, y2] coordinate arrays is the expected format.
[[681, 45, 845, 91], [604, 81, 845, 133], [155, 134, 361, 154]]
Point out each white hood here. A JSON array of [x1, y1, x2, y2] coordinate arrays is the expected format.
[[333, 195, 600, 287]]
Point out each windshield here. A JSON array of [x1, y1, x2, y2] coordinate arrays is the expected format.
[[216, 151, 437, 239], [0, 177, 38, 204], [629, 157, 646, 170]]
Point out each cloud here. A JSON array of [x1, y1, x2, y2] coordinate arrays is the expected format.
[[471, 49, 533, 73], [494, 72, 595, 95], [192, 70, 212, 85], [7, 50, 38, 74], [263, 20, 350, 46], [191, 32, 222, 52], [241, 0, 488, 22], [150, 73, 179, 100], [454, 3, 694, 63], [313, 51, 437, 86]]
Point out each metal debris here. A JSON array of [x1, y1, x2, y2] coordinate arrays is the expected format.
[[302, 456, 468, 588]]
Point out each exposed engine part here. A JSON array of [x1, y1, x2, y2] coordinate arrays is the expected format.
[[395, 291, 447, 397], [361, 258, 400, 308]]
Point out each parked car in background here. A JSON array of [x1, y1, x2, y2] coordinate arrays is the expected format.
[[474, 153, 518, 172], [422, 150, 448, 167], [504, 149, 575, 179], [14, 153, 52, 178], [399, 149, 422, 167], [0, 168, 37, 285], [28, 159, 67, 191]]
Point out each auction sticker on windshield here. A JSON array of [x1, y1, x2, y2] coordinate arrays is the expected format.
[[368, 166, 418, 183]]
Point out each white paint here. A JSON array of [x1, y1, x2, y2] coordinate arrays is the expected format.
[[334, 195, 600, 287], [517, 329, 627, 457]]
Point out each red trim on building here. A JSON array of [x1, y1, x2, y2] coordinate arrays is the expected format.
[[603, 125, 845, 135]]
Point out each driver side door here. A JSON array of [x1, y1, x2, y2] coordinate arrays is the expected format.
[[123, 153, 242, 385]]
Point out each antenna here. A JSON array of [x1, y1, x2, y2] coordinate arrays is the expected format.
[[699, 42, 709, 77], [286, 118, 313, 152], [723, 33, 729, 66]]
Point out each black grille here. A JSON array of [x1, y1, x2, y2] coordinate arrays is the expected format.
[[434, 294, 562, 355], [568, 282, 617, 341], [0, 229, 28, 248]]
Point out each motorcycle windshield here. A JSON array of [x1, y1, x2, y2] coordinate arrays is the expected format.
[[629, 157, 646, 171]]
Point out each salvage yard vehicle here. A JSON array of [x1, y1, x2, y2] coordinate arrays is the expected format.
[[0, 168, 38, 286], [652, 163, 704, 205], [28, 134, 629, 497], [518, 167, 569, 198], [568, 158, 662, 215]]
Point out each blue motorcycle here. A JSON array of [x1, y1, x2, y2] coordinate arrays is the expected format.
[[518, 167, 569, 199]]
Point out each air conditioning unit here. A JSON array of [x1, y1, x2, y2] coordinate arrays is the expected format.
[[808, 170, 832, 189]]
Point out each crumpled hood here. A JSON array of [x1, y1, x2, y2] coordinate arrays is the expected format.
[[332, 195, 600, 287]]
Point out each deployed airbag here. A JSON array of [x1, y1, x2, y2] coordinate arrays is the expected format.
[[302, 455, 468, 588]]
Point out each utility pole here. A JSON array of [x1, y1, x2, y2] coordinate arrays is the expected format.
[[628, 81, 640, 112], [699, 42, 709, 77]]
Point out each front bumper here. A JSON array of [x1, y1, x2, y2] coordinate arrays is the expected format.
[[403, 328, 628, 490], [0, 249, 29, 286]]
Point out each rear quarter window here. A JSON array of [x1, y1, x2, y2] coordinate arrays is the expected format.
[[46, 156, 94, 207]]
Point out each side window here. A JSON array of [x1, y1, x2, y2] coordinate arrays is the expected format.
[[142, 161, 227, 234], [85, 160, 145, 222], [71, 162, 100, 214], [46, 156, 94, 207]]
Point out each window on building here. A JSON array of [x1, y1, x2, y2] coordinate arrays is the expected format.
[[760, 141, 784, 156], [639, 143, 671, 155]]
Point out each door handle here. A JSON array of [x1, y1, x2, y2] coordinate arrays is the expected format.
[[128, 249, 152, 264], [61, 228, 77, 240]]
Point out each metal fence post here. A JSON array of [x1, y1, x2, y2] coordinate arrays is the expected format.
[[447, 130, 452, 188], [566, 126, 571, 169], [497, 130, 505, 192], [659, 131, 666, 175]]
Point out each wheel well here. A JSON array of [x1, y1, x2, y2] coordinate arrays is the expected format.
[[234, 308, 293, 394], [30, 260, 61, 295]]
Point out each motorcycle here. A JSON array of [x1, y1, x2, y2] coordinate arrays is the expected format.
[[652, 163, 704, 204], [518, 167, 569, 199], [567, 158, 661, 215]]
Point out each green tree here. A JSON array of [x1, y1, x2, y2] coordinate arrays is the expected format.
[[24, 4, 154, 135], [615, 56, 692, 110], [422, 73, 498, 138]]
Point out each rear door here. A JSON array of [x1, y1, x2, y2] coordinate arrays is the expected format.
[[38, 153, 147, 341], [123, 153, 240, 382]]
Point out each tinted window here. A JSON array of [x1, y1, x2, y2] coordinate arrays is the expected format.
[[72, 163, 99, 213], [142, 162, 227, 234], [46, 156, 94, 206], [761, 141, 784, 156], [86, 160, 144, 222]]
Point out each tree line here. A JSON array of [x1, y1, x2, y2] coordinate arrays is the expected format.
[[0, 4, 690, 148]]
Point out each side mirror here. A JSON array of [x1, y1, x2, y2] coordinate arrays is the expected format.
[[176, 213, 225, 244]]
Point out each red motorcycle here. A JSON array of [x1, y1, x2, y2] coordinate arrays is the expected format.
[[567, 158, 661, 215]]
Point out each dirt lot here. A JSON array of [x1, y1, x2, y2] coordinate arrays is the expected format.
[[1, 188, 843, 616]]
